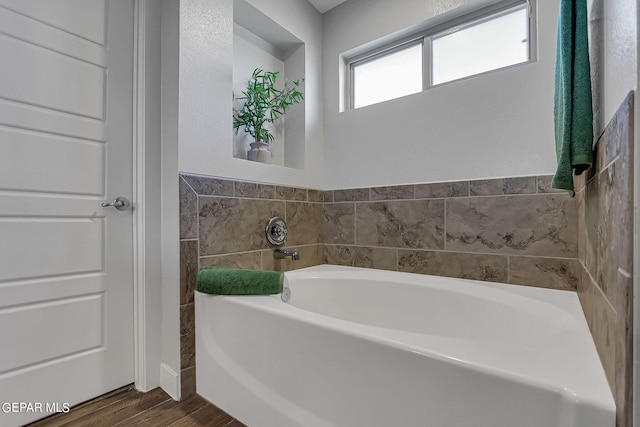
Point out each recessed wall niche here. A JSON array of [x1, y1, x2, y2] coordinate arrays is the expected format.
[[233, 0, 306, 169]]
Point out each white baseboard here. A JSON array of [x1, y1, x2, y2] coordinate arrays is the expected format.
[[160, 363, 180, 400]]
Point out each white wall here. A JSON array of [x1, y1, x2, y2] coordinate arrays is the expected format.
[[322, 0, 560, 189], [137, 0, 162, 393], [587, 0, 637, 137], [160, 0, 181, 399], [178, 0, 324, 189]]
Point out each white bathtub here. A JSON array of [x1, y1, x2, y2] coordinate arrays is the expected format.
[[195, 265, 615, 427]]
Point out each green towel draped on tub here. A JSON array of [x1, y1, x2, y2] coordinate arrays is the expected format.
[[552, 0, 594, 196], [196, 267, 284, 295]]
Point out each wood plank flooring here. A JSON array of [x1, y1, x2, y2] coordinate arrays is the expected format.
[[27, 385, 246, 427]]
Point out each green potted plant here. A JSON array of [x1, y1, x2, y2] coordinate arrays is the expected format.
[[233, 67, 304, 163]]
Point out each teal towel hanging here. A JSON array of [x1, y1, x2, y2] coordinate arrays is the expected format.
[[552, 0, 594, 196]]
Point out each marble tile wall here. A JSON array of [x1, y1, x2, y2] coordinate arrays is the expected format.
[[323, 176, 580, 290], [575, 92, 634, 427], [178, 174, 324, 396]]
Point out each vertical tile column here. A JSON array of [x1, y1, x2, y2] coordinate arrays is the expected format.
[[179, 176, 199, 397], [178, 174, 324, 397], [575, 93, 634, 427]]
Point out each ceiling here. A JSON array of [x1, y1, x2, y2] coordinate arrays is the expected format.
[[308, 0, 348, 13]]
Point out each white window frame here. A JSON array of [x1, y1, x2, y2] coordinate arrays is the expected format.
[[350, 38, 426, 109], [345, 0, 536, 110]]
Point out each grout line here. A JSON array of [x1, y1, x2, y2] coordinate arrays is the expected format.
[[179, 175, 198, 195], [323, 191, 557, 204], [320, 244, 576, 260], [260, 247, 264, 271], [443, 198, 447, 250], [579, 259, 617, 314], [197, 193, 324, 204], [199, 243, 323, 260], [600, 154, 621, 175], [395, 248, 399, 271], [353, 202, 357, 245], [196, 195, 201, 273]]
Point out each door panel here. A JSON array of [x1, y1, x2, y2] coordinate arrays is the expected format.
[[0, 34, 106, 118], [0, 295, 103, 373], [0, 1, 135, 425], [0, 219, 104, 281], [0, 0, 107, 45], [0, 98, 106, 141], [0, 127, 105, 195]]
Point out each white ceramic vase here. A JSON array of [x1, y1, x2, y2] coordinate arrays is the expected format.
[[247, 141, 272, 164]]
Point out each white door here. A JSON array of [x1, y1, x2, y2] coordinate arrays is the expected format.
[[0, 1, 135, 425]]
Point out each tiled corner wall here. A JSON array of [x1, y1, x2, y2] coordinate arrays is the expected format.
[[178, 170, 583, 397], [575, 93, 634, 427], [323, 176, 580, 290], [178, 174, 324, 396]]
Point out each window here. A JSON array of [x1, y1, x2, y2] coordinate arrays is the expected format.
[[346, 1, 533, 109], [352, 41, 423, 109], [432, 6, 529, 85]]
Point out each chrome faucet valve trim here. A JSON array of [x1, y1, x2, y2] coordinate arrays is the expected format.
[[266, 217, 288, 246]]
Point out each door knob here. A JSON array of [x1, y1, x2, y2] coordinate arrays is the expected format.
[[101, 196, 130, 211]]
